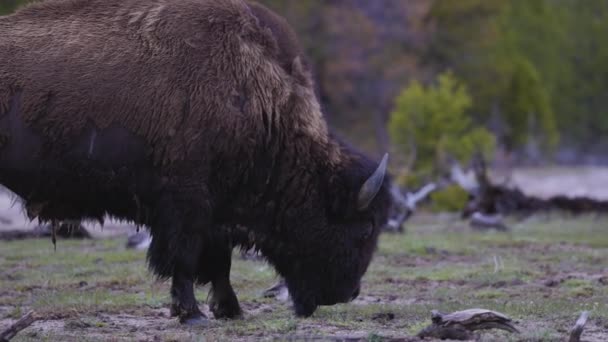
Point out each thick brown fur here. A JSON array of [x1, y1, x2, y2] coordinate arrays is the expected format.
[[0, 0, 392, 321], [0, 0, 329, 165]]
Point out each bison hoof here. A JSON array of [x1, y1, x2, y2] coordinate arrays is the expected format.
[[170, 304, 181, 317], [293, 301, 317, 318], [209, 297, 242, 319], [179, 311, 208, 326]]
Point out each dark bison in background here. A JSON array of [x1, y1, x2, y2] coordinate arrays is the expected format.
[[0, 0, 392, 323]]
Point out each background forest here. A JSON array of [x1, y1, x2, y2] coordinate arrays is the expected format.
[[3, 0, 608, 175]]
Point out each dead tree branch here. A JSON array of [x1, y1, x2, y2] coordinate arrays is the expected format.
[[417, 308, 518, 341], [451, 154, 608, 218], [384, 183, 438, 232], [0, 311, 36, 342], [470, 212, 509, 231], [568, 311, 589, 342]]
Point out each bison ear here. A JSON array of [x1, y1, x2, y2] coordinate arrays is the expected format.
[[357, 153, 388, 210]]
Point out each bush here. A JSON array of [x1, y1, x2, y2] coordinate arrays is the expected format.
[[0, 0, 29, 15], [501, 56, 559, 152], [388, 72, 495, 187], [429, 185, 470, 212]]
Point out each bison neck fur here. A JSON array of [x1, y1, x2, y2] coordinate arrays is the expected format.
[[0, 0, 392, 319]]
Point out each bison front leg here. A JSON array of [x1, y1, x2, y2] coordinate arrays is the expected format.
[[196, 242, 242, 319], [147, 193, 207, 325], [170, 268, 206, 325], [209, 275, 242, 319]]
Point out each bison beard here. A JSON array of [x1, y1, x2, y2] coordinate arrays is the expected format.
[[0, 0, 393, 323]]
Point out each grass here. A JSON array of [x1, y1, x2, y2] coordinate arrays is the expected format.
[[0, 213, 607, 341]]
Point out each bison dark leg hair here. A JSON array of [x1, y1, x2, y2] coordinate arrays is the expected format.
[[292, 293, 316, 317], [170, 268, 205, 324], [147, 192, 206, 325], [196, 241, 242, 319], [285, 279, 318, 317], [209, 273, 241, 319]]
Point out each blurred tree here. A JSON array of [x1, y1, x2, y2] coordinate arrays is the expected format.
[[320, 0, 431, 155], [427, 0, 560, 158], [260, 0, 432, 155], [541, 1, 608, 153], [501, 56, 558, 153], [428, 0, 608, 159], [426, 0, 509, 119], [388, 72, 495, 185], [0, 0, 27, 15]]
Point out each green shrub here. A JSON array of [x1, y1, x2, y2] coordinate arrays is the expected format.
[[501, 56, 559, 151], [0, 0, 29, 15], [388, 72, 495, 186], [429, 185, 469, 212]]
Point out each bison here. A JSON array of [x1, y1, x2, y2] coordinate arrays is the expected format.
[[0, 0, 392, 323]]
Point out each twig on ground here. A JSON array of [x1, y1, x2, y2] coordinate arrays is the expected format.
[[493, 255, 500, 273], [417, 308, 518, 340], [385, 183, 438, 232], [0, 311, 36, 342], [470, 212, 509, 231], [568, 311, 589, 342]]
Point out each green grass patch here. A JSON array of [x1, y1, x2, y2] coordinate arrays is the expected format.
[[0, 214, 606, 340]]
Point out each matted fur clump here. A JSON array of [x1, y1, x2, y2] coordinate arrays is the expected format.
[[0, 0, 393, 323]]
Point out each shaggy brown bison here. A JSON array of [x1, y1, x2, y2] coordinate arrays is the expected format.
[[0, 0, 392, 323]]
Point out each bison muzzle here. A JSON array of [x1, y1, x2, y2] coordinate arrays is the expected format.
[[0, 0, 393, 323]]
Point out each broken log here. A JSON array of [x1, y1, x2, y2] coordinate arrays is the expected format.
[[469, 212, 509, 231], [464, 183, 608, 218], [384, 183, 437, 232], [451, 154, 608, 218], [417, 308, 519, 340], [568, 311, 589, 342], [0, 311, 36, 342]]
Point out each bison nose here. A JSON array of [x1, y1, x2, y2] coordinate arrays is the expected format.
[[351, 286, 360, 301]]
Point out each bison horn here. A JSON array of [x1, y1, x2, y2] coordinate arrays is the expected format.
[[357, 153, 388, 210]]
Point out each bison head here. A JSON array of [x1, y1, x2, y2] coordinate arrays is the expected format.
[[271, 153, 392, 317]]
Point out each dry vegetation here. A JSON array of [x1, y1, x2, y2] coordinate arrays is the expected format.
[[0, 213, 606, 341]]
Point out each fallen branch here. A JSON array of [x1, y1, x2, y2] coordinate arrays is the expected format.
[[450, 155, 608, 218], [449, 162, 479, 194], [568, 311, 589, 342], [384, 183, 438, 232], [0, 311, 36, 342], [469, 212, 509, 231], [417, 308, 518, 340], [405, 183, 438, 210]]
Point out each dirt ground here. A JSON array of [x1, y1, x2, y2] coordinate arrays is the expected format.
[[0, 167, 607, 341]]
